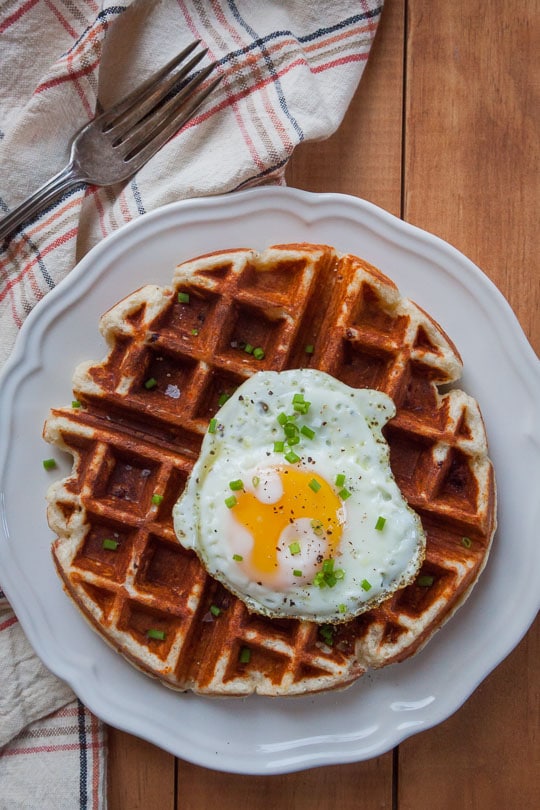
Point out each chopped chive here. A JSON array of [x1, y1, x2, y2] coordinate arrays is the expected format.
[[208, 418, 217, 434], [274, 440, 285, 452], [190, 328, 199, 336], [177, 291, 190, 303], [293, 401, 310, 414], [361, 578, 372, 591], [308, 478, 321, 493], [144, 377, 158, 390], [310, 519, 324, 536], [218, 393, 230, 407], [239, 646, 251, 664], [288, 541, 301, 555], [210, 605, 221, 617], [151, 494, 164, 505], [319, 625, 334, 646], [314, 558, 345, 588], [42, 458, 57, 470], [338, 603, 347, 614], [335, 473, 346, 487], [300, 425, 315, 439], [313, 571, 326, 588], [286, 435, 300, 446], [461, 536, 472, 548], [285, 450, 300, 464], [293, 569, 303, 577], [252, 475, 260, 487], [147, 628, 166, 640], [225, 495, 237, 509], [233, 554, 243, 562], [253, 347, 265, 360], [375, 515, 386, 531], [277, 412, 288, 426], [322, 559, 334, 575], [72, 400, 82, 409], [284, 422, 299, 438], [229, 479, 244, 491], [102, 538, 119, 551], [292, 393, 305, 404], [305, 344, 314, 355], [244, 343, 254, 355], [418, 574, 435, 587], [338, 488, 352, 500]]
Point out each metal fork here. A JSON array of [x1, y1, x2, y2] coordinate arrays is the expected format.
[[0, 42, 221, 242]]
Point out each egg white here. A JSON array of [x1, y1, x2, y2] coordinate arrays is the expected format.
[[173, 369, 426, 623]]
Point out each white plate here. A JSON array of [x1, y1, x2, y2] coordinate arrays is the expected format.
[[1, 188, 539, 774]]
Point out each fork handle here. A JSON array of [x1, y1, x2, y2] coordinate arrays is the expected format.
[[0, 163, 84, 243]]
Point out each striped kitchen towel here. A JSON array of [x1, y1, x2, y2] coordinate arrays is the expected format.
[[0, 0, 383, 806], [0, 587, 107, 810]]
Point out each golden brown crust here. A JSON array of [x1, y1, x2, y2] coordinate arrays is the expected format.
[[43, 243, 496, 696]]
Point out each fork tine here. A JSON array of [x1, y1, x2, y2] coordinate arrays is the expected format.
[[122, 73, 222, 168], [0, 43, 223, 239], [105, 49, 210, 141], [120, 64, 221, 160], [98, 41, 201, 131]]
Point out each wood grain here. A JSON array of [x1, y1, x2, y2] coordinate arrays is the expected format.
[[107, 1, 539, 807], [177, 758, 393, 810], [403, 0, 540, 350], [107, 728, 176, 810], [398, 2, 540, 805], [286, 0, 405, 216]]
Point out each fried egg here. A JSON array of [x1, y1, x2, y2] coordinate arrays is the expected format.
[[173, 369, 426, 623]]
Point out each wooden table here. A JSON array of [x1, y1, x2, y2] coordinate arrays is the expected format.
[[107, 2, 539, 807]]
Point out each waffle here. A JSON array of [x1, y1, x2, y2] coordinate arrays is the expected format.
[[44, 243, 496, 696]]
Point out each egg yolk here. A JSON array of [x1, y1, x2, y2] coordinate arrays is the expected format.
[[231, 467, 343, 580]]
